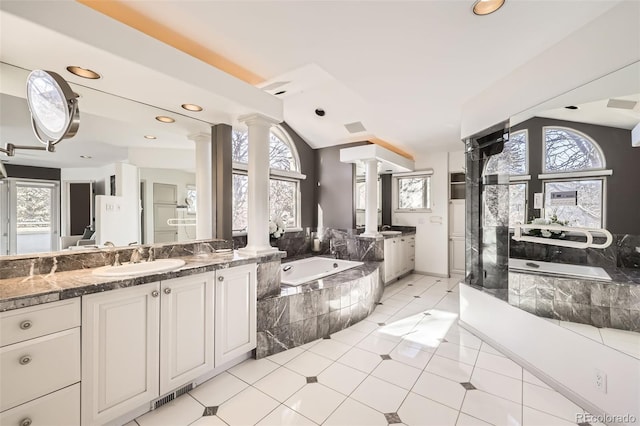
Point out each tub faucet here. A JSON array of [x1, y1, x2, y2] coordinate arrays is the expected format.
[[330, 240, 347, 259]]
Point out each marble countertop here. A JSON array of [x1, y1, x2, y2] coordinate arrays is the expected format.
[[0, 251, 284, 312]]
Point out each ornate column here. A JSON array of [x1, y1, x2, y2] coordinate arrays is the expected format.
[[237, 113, 280, 255], [362, 159, 380, 237], [188, 132, 212, 240]]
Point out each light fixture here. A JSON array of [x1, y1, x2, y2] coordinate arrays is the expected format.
[[155, 116, 175, 123], [565, 106, 579, 110], [80, 155, 92, 159], [66, 66, 101, 79], [315, 108, 326, 117], [144, 135, 157, 140], [472, 0, 505, 15], [181, 103, 203, 112], [275, 90, 286, 96]]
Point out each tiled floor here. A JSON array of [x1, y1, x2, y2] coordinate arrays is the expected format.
[[132, 274, 605, 426]]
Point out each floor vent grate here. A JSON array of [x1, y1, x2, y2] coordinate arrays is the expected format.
[[151, 383, 195, 410]]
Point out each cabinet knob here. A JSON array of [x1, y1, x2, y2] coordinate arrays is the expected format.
[[401, 239, 405, 242], [19, 320, 32, 330], [20, 418, 32, 426], [218, 276, 224, 282], [19, 355, 32, 365], [151, 290, 159, 298], [163, 288, 172, 295]]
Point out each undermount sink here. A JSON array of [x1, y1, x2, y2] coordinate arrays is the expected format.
[[380, 230, 402, 236], [92, 259, 186, 277]]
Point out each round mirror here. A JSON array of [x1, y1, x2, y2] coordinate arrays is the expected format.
[[26, 70, 80, 146]]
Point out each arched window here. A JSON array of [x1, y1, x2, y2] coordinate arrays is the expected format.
[[484, 129, 528, 176], [542, 127, 608, 228], [231, 126, 303, 232], [483, 130, 529, 227], [543, 127, 605, 173]]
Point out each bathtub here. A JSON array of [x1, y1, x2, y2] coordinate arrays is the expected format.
[[281, 257, 364, 286], [508, 258, 611, 281]]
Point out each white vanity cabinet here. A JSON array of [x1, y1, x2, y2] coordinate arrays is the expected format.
[[81, 264, 256, 425], [384, 235, 415, 283], [215, 263, 257, 366], [0, 299, 81, 425]]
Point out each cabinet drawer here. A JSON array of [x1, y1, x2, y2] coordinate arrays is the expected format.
[[0, 299, 80, 347], [0, 383, 79, 426], [0, 328, 80, 411]]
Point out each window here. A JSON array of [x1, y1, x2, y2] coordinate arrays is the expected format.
[[231, 127, 303, 232], [541, 127, 608, 228], [484, 130, 528, 176], [543, 127, 604, 173], [395, 173, 431, 211], [509, 183, 527, 226], [544, 179, 603, 228]]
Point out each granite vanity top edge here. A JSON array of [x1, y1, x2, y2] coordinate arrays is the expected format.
[[0, 251, 284, 312]]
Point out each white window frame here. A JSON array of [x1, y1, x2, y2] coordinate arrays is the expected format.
[[392, 170, 433, 213], [541, 126, 607, 174], [231, 126, 305, 235], [541, 176, 607, 229], [508, 182, 528, 228], [484, 129, 529, 178]]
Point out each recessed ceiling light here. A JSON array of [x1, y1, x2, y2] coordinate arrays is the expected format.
[[565, 105, 579, 110], [144, 135, 157, 140], [275, 90, 287, 96], [315, 108, 326, 117], [80, 155, 92, 159], [181, 103, 203, 112], [472, 0, 505, 16], [156, 116, 175, 123], [66, 66, 101, 79]]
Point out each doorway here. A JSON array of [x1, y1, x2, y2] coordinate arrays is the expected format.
[[0, 178, 60, 255]]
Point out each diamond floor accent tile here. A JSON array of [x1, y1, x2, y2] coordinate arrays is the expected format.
[[408, 284, 414, 286], [380, 354, 392, 360], [323, 336, 331, 339], [375, 302, 383, 305], [202, 406, 218, 416], [460, 382, 477, 390], [414, 295, 421, 298], [423, 312, 431, 316], [577, 422, 591, 426], [384, 412, 402, 424], [378, 322, 386, 326], [306, 376, 318, 383]]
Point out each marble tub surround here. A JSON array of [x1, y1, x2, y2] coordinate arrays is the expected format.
[[256, 261, 384, 358], [234, 229, 313, 259], [0, 239, 234, 280], [508, 271, 640, 332], [0, 249, 284, 312], [510, 233, 640, 269]]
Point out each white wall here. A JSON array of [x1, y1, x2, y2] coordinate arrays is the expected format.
[[115, 163, 140, 245], [461, 1, 640, 139], [460, 285, 640, 426], [139, 168, 196, 244], [393, 151, 449, 277], [448, 150, 465, 173]]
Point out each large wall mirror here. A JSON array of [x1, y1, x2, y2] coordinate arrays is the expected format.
[[494, 61, 640, 360], [0, 62, 212, 256]]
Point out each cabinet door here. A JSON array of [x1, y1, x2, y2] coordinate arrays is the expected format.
[[82, 283, 160, 426], [215, 264, 256, 366], [450, 238, 465, 275], [383, 238, 394, 283], [449, 200, 465, 237], [391, 237, 401, 278], [160, 273, 214, 395]]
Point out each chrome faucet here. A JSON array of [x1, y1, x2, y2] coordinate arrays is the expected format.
[[381, 225, 392, 231], [104, 241, 115, 248], [147, 247, 156, 262], [329, 240, 347, 259], [130, 246, 144, 264]]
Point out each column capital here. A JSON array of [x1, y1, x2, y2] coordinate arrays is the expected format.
[[188, 132, 211, 144], [238, 113, 281, 128]]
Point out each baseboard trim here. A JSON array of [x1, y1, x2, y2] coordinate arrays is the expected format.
[[414, 270, 449, 278]]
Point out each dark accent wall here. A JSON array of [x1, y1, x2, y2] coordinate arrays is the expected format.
[[512, 117, 640, 234], [4, 164, 60, 181], [281, 122, 317, 228], [381, 174, 392, 225], [316, 142, 369, 230], [212, 124, 233, 240]]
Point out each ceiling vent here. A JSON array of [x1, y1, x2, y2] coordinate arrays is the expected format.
[[261, 81, 290, 91], [344, 121, 367, 134], [606, 99, 638, 110]]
